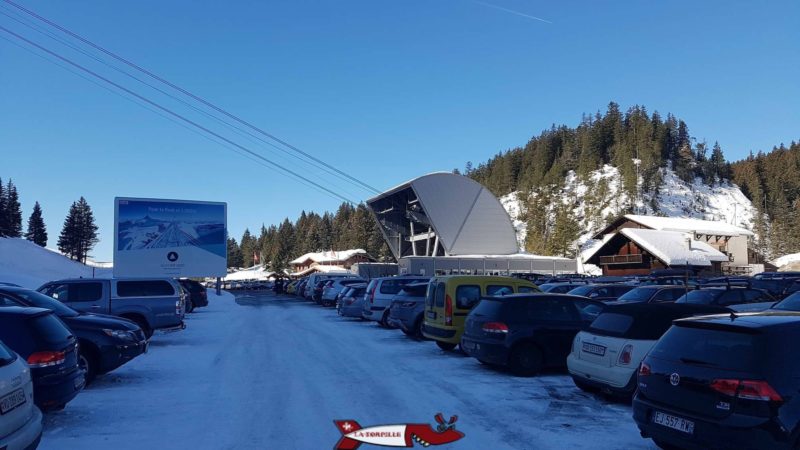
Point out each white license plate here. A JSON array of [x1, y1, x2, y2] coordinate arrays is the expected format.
[[582, 342, 606, 356], [0, 388, 26, 415], [427, 311, 436, 319], [653, 411, 695, 434]]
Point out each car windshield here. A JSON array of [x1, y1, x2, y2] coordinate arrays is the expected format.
[[567, 285, 595, 297], [772, 292, 800, 311], [675, 290, 720, 304], [614, 287, 660, 303], [9, 288, 80, 317]]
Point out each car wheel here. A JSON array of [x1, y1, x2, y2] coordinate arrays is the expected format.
[[508, 343, 543, 377], [185, 300, 195, 314], [379, 310, 390, 328], [414, 318, 424, 339], [78, 347, 98, 386], [436, 341, 457, 351]]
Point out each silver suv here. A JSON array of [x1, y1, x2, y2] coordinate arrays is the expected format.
[[362, 276, 429, 327]]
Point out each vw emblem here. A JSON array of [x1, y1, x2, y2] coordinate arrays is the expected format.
[[670, 373, 680, 386], [167, 251, 179, 262]]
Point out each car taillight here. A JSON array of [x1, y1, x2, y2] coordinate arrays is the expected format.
[[444, 294, 453, 326], [482, 322, 509, 334], [711, 379, 783, 402], [27, 351, 65, 368], [638, 362, 651, 376], [369, 288, 376, 304], [618, 344, 633, 365]]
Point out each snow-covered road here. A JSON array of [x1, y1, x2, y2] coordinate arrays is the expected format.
[[40, 291, 655, 449]]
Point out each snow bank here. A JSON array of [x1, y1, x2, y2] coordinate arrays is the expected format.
[[0, 238, 112, 288]]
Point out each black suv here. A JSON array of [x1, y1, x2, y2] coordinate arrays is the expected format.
[[0, 307, 84, 411], [461, 294, 604, 376], [633, 311, 800, 449], [178, 279, 208, 312], [567, 284, 636, 302], [0, 286, 147, 384], [606, 285, 689, 305]]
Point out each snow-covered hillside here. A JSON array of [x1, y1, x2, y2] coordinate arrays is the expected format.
[[0, 238, 112, 288], [501, 164, 757, 262]]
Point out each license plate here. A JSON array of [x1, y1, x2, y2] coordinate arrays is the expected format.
[[582, 342, 606, 356], [652, 411, 695, 434], [0, 388, 26, 415], [427, 311, 436, 319]]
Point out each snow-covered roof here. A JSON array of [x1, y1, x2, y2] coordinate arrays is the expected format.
[[224, 265, 275, 281], [407, 252, 571, 261], [624, 214, 753, 237], [621, 229, 729, 267], [291, 265, 350, 277], [290, 249, 368, 266], [368, 173, 519, 257], [772, 253, 800, 269]]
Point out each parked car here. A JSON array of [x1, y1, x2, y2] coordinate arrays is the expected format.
[[0, 307, 84, 411], [295, 279, 308, 297], [633, 311, 800, 449], [386, 282, 429, 338], [675, 286, 776, 311], [567, 303, 729, 398], [604, 285, 689, 306], [338, 283, 368, 318], [461, 294, 604, 376], [178, 279, 209, 312], [538, 282, 590, 294], [566, 284, 636, 302], [38, 278, 186, 338], [303, 273, 352, 299], [0, 286, 147, 385], [364, 276, 433, 327], [320, 278, 366, 307], [0, 282, 21, 287], [285, 280, 300, 294], [422, 275, 539, 351], [0, 339, 42, 450], [753, 271, 800, 280]]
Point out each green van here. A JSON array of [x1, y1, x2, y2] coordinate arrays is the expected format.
[[422, 275, 539, 351]]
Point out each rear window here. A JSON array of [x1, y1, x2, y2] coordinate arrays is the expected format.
[[471, 299, 509, 317], [567, 285, 594, 297], [588, 311, 676, 340], [486, 285, 513, 296], [434, 282, 446, 307], [649, 325, 762, 371], [676, 290, 720, 304], [589, 313, 634, 336], [380, 279, 419, 295], [772, 292, 800, 311], [615, 287, 659, 303], [30, 314, 73, 345], [455, 285, 481, 309], [117, 280, 175, 297], [13, 290, 80, 318], [352, 288, 366, 296], [0, 341, 16, 367]]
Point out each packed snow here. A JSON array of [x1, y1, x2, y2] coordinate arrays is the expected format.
[[500, 164, 757, 267], [39, 290, 654, 450], [0, 237, 112, 288], [290, 249, 368, 265]]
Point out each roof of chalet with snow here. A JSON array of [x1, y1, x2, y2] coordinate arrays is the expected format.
[[620, 229, 730, 267], [290, 249, 369, 266], [594, 214, 754, 239], [290, 265, 350, 277]]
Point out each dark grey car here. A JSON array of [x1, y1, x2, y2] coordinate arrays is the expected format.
[[386, 282, 429, 338], [338, 284, 367, 318]]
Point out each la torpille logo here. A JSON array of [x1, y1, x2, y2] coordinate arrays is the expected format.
[[333, 413, 464, 449]]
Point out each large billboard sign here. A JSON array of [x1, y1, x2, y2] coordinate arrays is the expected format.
[[114, 197, 227, 278]]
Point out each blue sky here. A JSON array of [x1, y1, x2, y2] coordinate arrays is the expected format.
[[1, 0, 798, 261]]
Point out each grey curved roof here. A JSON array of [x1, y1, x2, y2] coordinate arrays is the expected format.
[[367, 173, 519, 258]]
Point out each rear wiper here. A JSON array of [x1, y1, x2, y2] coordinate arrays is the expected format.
[[680, 357, 716, 366]]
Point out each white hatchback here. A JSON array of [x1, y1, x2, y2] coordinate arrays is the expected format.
[[567, 303, 727, 398], [0, 341, 42, 450]]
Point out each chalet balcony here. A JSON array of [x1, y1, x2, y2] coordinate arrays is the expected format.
[[599, 254, 643, 265]]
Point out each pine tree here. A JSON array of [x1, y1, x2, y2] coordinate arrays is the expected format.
[[239, 228, 257, 267], [57, 197, 98, 263], [0, 178, 6, 237], [3, 180, 22, 238], [226, 237, 243, 268], [25, 201, 48, 247]]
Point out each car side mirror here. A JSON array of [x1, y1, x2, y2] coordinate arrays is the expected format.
[[589, 292, 599, 298]]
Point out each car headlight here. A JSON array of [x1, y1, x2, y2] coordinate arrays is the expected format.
[[103, 329, 138, 342]]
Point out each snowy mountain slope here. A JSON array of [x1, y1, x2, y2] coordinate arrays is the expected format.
[[0, 238, 112, 288], [500, 164, 757, 264]]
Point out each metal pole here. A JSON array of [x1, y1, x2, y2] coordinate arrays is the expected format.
[[216, 277, 221, 296]]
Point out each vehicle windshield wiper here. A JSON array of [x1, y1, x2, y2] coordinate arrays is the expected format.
[[680, 357, 716, 366]]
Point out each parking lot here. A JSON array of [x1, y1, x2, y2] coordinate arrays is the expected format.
[[38, 290, 653, 450]]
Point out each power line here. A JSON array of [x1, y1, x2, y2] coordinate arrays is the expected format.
[[2, 0, 381, 195], [0, 6, 366, 202], [0, 25, 357, 204]]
